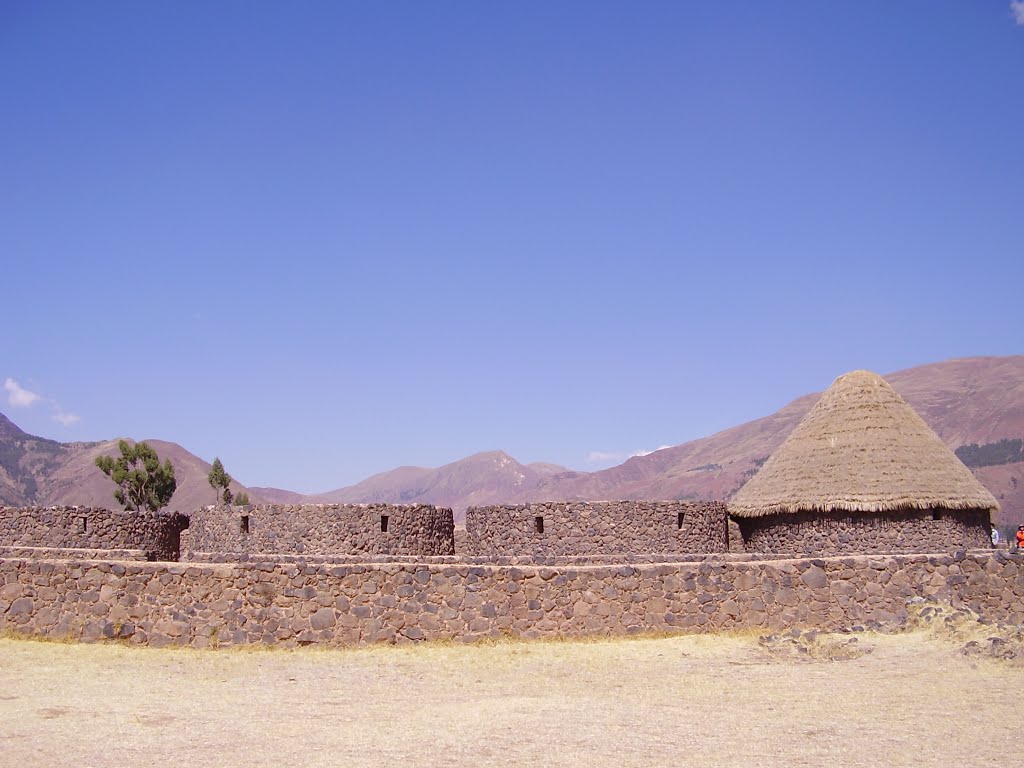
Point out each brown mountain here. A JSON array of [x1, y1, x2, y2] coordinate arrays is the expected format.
[[252, 456, 572, 512], [256, 356, 1024, 525], [0, 414, 253, 513], [531, 356, 1024, 504], [526, 356, 1024, 525], [3, 355, 1021, 526], [312, 451, 571, 509], [246, 487, 308, 505], [0, 412, 79, 506]]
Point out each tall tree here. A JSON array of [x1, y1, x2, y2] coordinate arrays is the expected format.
[[208, 457, 233, 505], [95, 440, 177, 512]]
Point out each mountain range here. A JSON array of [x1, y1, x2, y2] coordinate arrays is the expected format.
[[264, 356, 1024, 525], [2, 356, 1022, 526], [0, 415, 249, 513]]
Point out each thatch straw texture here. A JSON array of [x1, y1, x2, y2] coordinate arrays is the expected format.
[[730, 370, 1000, 518]]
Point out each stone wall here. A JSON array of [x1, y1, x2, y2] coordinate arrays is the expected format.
[[464, 501, 728, 557], [1, 551, 1020, 647], [727, 519, 744, 554], [735, 509, 993, 556], [185, 504, 455, 559], [0, 506, 188, 561]]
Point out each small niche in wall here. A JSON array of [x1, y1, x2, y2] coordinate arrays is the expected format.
[[240, 515, 250, 534], [380, 515, 389, 533], [676, 512, 685, 530], [78, 516, 87, 534], [931, 510, 942, 521], [534, 516, 544, 534]]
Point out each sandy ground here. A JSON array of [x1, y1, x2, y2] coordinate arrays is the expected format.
[[0, 629, 1020, 768]]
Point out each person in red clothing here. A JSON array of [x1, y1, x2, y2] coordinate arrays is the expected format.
[[1016, 526, 1024, 551]]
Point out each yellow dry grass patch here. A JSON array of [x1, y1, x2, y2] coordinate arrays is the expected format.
[[0, 630, 1019, 768]]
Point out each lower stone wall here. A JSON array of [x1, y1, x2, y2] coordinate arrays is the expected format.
[[2, 551, 1021, 647], [185, 504, 455, 559], [0, 507, 188, 561], [464, 501, 728, 557], [736, 509, 993, 556]]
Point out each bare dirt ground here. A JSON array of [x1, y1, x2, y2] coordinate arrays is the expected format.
[[0, 626, 1020, 768]]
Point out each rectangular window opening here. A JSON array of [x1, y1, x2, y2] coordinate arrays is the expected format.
[[534, 516, 544, 534], [931, 510, 942, 521], [381, 515, 389, 533], [676, 512, 685, 530], [78, 516, 87, 534], [240, 515, 250, 534]]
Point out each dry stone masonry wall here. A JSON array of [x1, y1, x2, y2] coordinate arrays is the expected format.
[[464, 501, 729, 557], [185, 503, 455, 560], [0, 506, 187, 561], [736, 509, 993, 556], [1, 551, 1021, 647], [1, 502, 1012, 650]]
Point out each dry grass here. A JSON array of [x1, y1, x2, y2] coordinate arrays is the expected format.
[[0, 628, 1020, 768]]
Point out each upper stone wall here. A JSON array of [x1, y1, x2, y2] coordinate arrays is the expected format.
[[0, 506, 187, 561], [463, 500, 729, 557], [185, 503, 455, 559]]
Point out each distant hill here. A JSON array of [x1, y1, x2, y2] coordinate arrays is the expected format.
[[0, 412, 84, 506], [527, 356, 1024, 519], [246, 487, 308, 505], [312, 451, 571, 509], [253, 356, 1024, 525], [3, 355, 1021, 526], [0, 413, 252, 512]]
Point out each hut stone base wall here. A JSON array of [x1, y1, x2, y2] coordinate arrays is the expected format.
[[184, 504, 455, 559], [736, 509, 992, 556], [464, 501, 728, 557]]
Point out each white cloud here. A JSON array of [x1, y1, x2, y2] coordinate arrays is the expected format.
[[632, 445, 674, 458], [4, 376, 80, 427], [1013, 1, 1024, 25], [52, 409, 80, 426], [4, 378, 41, 408], [586, 450, 625, 464]]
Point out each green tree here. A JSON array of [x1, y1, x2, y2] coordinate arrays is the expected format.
[[95, 440, 177, 512], [207, 457, 233, 505], [234, 491, 250, 506]]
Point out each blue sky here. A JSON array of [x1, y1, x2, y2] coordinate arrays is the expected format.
[[2, 2, 1023, 492]]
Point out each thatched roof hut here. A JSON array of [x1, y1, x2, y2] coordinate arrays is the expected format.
[[731, 370, 999, 519]]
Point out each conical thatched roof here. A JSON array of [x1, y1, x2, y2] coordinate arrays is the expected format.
[[730, 370, 1000, 518]]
